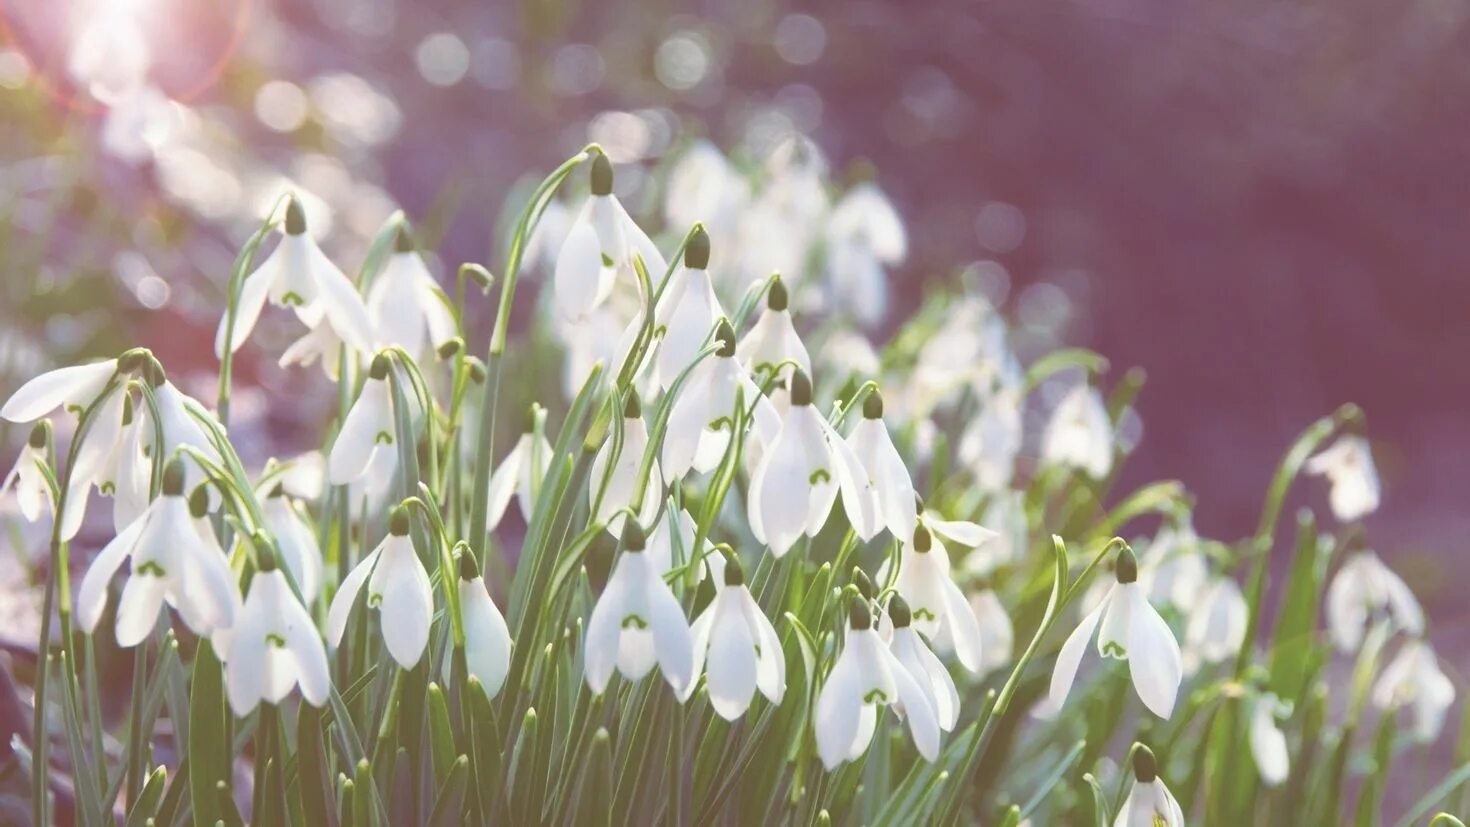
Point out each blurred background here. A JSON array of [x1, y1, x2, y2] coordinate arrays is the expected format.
[[1, 0, 1466, 709]]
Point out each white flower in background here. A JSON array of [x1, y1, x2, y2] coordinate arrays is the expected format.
[[1, 357, 119, 425], [646, 507, 724, 584], [1115, 745, 1184, 827], [366, 226, 459, 359], [589, 391, 664, 535], [1325, 548, 1423, 652], [521, 198, 573, 274], [327, 508, 433, 669], [886, 596, 959, 732], [1142, 522, 1210, 613], [584, 523, 693, 695], [915, 499, 998, 554], [553, 154, 666, 322], [454, 554, 513, 698], [1373, 639, 1456, 743], [883, 525, 986, 673], [67, 0, 150, 103], [214, 556, 329, 716], [1, 424, 51, 522], [100, 85, 178, 165], [1305, 434, 1381, 522], [1040, 546, 1183, 719], [748, 370, 875, 555], [653, 228, 725, 389], [958, 383, 1022, 493], [279, 318, 347, 382], [664, 141, 749, 271], [1182, 576, 1247, 674], [485, 414, 553, 532], [737, 136, 829, 292], [1250, 693, 1291, 787], [76, 462, 239, 646], [214, 197, 377, 358], [663, 320, 780, 480], [964, 490, 1026, 576], [905, 295, 1013, 420], [816, 329, 882, 393], [815, 597, 940, 768], [824, 182, 906, 328], [273, 451, 326, 501], [328, 355, 398, 486], [683, 556, 785, 720], [96, 394, 152, 534], [262, 486, 324, 601], [1041, 383, 1114, 479], [736, 276, 811, 401], [968, 589, 1015, 679], [846, 390, 917, 543]]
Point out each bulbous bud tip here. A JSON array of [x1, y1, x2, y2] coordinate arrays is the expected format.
[[1115, 545, 1139, 584], [369, 353, 391, 381], [622, 389, 642, 419], [862, 390, 884, 419], [188, 484, 210, 518], [621, 520, 646, 552], [458, 550, 480, 581], [267, 483, 285, 499], [848, 596, 872, 630], [590, 154, 614, 196], [257, 550, 279, 573], [888, 595, 912, 629], [850, 567, 873, 600], [789, 369, 813, 407], [27, 422, 47, 449], [437, 338, 463, 360], [913, 525, 932, 553], [684, 227, 711, 269], [468, 358, 487, 384], [767, 277, 789, 311], [118, 349, 147, 374], [394, 224, 416, 253], [1131, 743, 1158, 782], [714, 319, 736, 358], [161, 457, 186, 497], [723, 553, 745, 587], [522, 405, 539, 434], [284, 197, 307, 236], [389, 506, 411, 537]]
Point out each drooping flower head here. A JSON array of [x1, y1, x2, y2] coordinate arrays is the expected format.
[[662, 319, 779, 480], [454, 552, 513, 699], [327, 506, 433, 669], [584, 521, 693, 695], [215, 552, 330, 716], [366, 225, 459, 361], [1305, 434, 1380, 523], [1115, 744, 1185, 827], [653, 226, 725, 390], [589, 389, 664, 535], [684, 554, 785, 720]]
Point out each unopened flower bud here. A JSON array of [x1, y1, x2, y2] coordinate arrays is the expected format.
[[1115, 545, 1139, 584], [863, 390, 884, 420], [888, 595, 912, 629], [590, 154, 614, 196], [1131, 743, 1158, 782], [685, 227, 711, 270]]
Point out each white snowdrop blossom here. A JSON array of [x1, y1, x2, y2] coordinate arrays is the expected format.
[[96, 394, 152, 534], [1041, 384, 1114, 479], [1305, 434, 1381, 522], [736, 137, 829, 292], [1182, 576, 1247, 673], [366, 227, 459, 359], [1325, 549, 1423, 652], [553, 154, 666, 322], [76, 463, 239, 647], [815, 597, 940, 769], [262, 486, 325, 601], [589, 391, 664, 535], [1142, 522, 1210, 613], [748, 370, 876, 556], [1250, 693, 1291, 787], [2, 358, 121, 424], [1372, 639, 1456, 743], [215, 198, 376, 358], [485, 418, 553, 532], [584, 524, 693, 695], [653, 228, 725, 389], [1115, 745, 1184, 827], [968, 589, 1015, 679], [646, 507, 723, 584], [1041, 547, 1183, 719], [454, 555, 513, 698], [662, 320, 779, 480], [846, 390, 917, 543], [958, 384, 1022, 493], [214, 559, 330, 716], [964, 490, 1026, 576], [2, 424, 51, 522], [824, 182, 906, 327], [663, 141, 749, 269], [886, 597, 959, 732], [328, 355, 397, 486], [885, 525, 986, 673], [736, 277, 811, 402], [327, 509, 433, 669], [683, 556, 785, 720]]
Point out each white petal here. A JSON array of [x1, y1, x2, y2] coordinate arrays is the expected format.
[[928, 519, 997, 549], [705, 593, 757, 719], [660, 361, 712, 479], [647, 569, 694, 695], [1, 360, 117, 423], [216, 255, 278, 357], [821, 416, 877, 542], [115, 572, 167, 647], [1037, 594, 1107, 718], [224, 603, 268, 716], [460, 576, 512, 697], [815, 646, 863, 769], [278, 577, 331, 707], [328, 380, 392, 485], [326, 546, 381, 647], [883, 646, 941, 760], [485, 435, 527, 532], [71, 386, 125, 488], [1325, 557, 1369, 652], [76, 511, 148, 633], [308, 242, 378, 353], [940, 578, 985, 673], [749, 419, 810, 556], [584, 559, 628, 693], [553, 213, 605, 321], [377, 541, 433, 669], [1251, 699, 1289, 786], [416, 279, 459, 351], [368, 255, 429, 354], [1125, 586, 1184, 718], [742, 590, 786, 704]]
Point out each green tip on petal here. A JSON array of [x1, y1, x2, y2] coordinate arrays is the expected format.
[[622, 389, 642, 419], [458, 550, 480, 581], [723, 553, 745, 587], [621, 520, 646, 552], [850, 567, 873, 600], [590, 153, 614, 196], [394, 223, 416, 253], [789, 369, 813, 407], [27, 422, 47, 449], [685, 227, 711, 269], [284, 197, 307, 236], [848, 596, 872, 630], [369, 353, 391, 381], [863, 389, 884, 419], [1131, 743, 1158, 783], [161, 458, 186, 497], [888, 595, 912, 629], [714, 319, 736, 358], [767, 276, 788, 311], [913, 525, 932, 553], [1115, 545, 1139, 584], [188, 485, 210, 518], [389, 506, 411, 537]]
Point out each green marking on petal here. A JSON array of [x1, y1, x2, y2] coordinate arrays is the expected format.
[[621, 615, 649, 630], [654, 325, 668, 338], [708, 416, 732, 432], [368, 592, 383, 608], [913, 608, 937, 622], [1102, 641, 1127, 658], [100, 482, 116, 496], [601, 253, 615, 268], [375, 432, 394, 445], [266, 633, 287, 648], [809, 469, 831, 486], [282, 292, 305, 306], [66, 404, 84, 416], [136, 561, 167, 577], [862, 689, 889, 704]]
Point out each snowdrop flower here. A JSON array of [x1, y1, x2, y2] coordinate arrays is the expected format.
[[1143, 522, 1210, 613], [1115, 745, 1184, 827], [683, 556, 785, 719], [214, 554, 329, 716], [957, 383, 1022, 493], [1041, 546, 1183, 719], [553, 154, 666, 322], [653, 228, 725, 389], [2, 357, 119, 426], [1, 424, 51, 522], [737, 137, 829, 291], [328, 355, 397, 486], [366, 227, 459, 360], [214, 198, 376, 358], [485, 412, 553, 532], [736, 277, 811, 399], [886, 596, 959, 732], [96, 394, 152, 534], [1040, 383, 1114, 479], [279, 319, 347, 382], [1182, 576, 1247, 673], [968, 589, 1015, 679], [964, 490, 1026, 576], [748, 370, 875, 556], [454, 554, 512, 698], [1305, 434, 1381, 522], [145, 377, 224, 498], [885, 525, 986, 673], [824, 183, 906, 327], [584, 522, 693, 695], [846, 390, 916, 543], [663, 141, 749, 266], [1373, 639, 1456, 743], [76, 461, 239, 646], [262, 486, 324, 601], [1325, 549, 1423, 652], [915, 497, 998, 553], [589, 390, 664, 535], [1250, 693, 1291, 787], [814, 597, 940, 768], [327, 507, 433, 669], [662, 320, 780, 480]]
